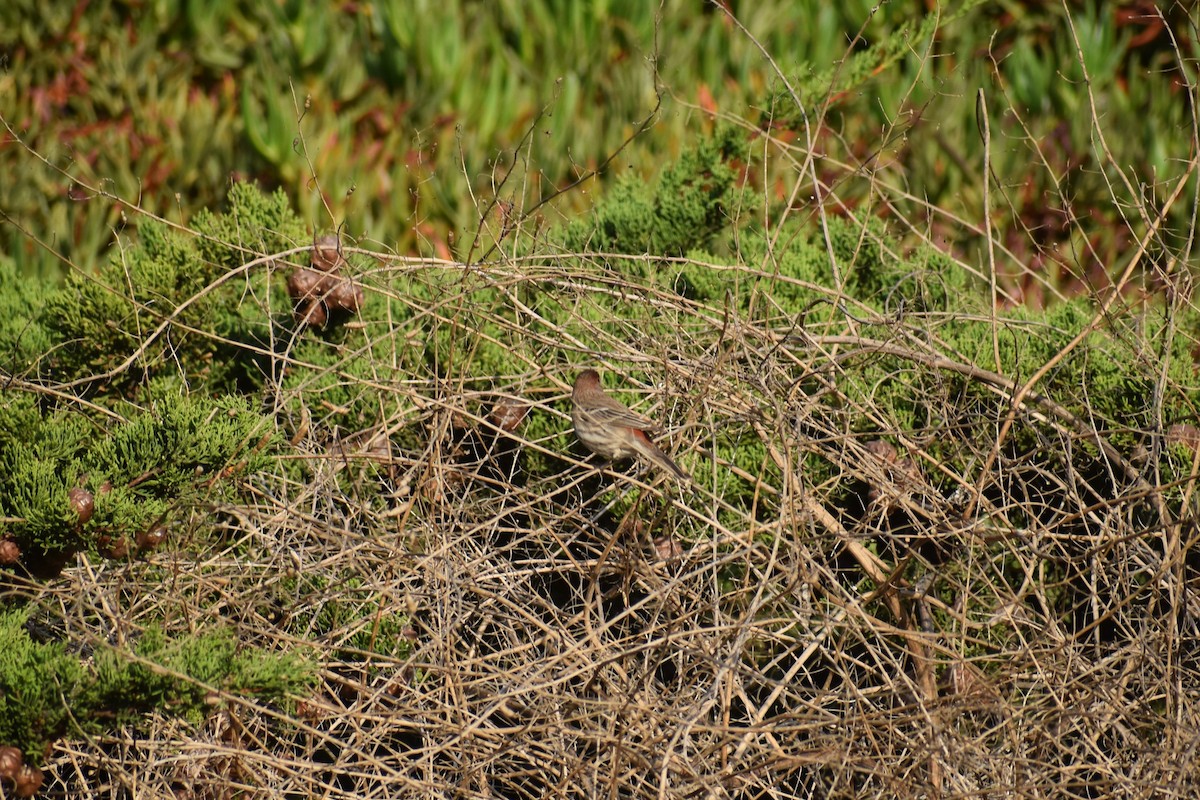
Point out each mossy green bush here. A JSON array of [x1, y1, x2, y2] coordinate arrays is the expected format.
[[3, 2, 1199, 794], [553, 125, 1200, 537], [0, 609, 313, 766], [1, 116, 1198, 796], [36, 184, 306, 394], [0, 185, 326, 770], [0, 387, 276, 561], [562, 125, 753, 260], [0, 610, 85, 764]]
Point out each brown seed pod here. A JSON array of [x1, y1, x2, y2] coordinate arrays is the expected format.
[[488, 399, 529, 433], [0, 745, 22, 780], [324, 278, 363, 314], [287, 267, 321, 299], [13, 763, 42, 798], [97, 480, 113, 495], [296, 299, 328, 328], [68, 487, 95, 526], [287, 268, 325, 303], [137, 525, 167, 551], [311, 234, 346, 273], [1167, 423, 1200, 453], [96, 534, 130, 560], [0, 537, 20, 566], [653, 535, 685, 562], [863, 439, 898, 463]]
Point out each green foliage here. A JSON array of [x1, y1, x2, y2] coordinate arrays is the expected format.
[[33, 182, 301, 393], [7, 0, 907, 271], [0, 609, 86, 763], [0, 399, 98, 552], [85, 626, 314, 725], [42, 220, 200, 379], [4, 0, 1197, 287], [95, 390, 275, 489], [5, 4, 1199, 793], [0, 388, 277, 559], [0, 608, 314, 764], [562, 125, 754, 259], [0, 449, 79, 553], [786, 0, 957, 110], [667, 215, 974, 329], [280, 263, 529, 445], [191, 183, 308, 273], [710, 425, 775, 522], [0, 392, 43, 446], [0, 257, 53, 376]]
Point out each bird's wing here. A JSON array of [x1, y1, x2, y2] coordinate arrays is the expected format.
[[589, 403, 659, 432]]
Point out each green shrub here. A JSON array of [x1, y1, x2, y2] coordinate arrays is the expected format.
[[0, 609, 314, 766]]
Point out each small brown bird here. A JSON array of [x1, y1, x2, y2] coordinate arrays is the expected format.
[[571, 369, 690, 482]]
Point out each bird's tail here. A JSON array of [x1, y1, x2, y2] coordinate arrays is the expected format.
[[640, 439, 691, 484]]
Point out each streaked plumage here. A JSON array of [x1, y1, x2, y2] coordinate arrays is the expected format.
[[571, 369, 690, 482]]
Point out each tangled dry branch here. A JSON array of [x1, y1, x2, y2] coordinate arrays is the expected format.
[[35, 250, 1200, 799]]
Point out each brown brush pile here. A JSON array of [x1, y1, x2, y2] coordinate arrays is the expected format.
[[30, 254, 1200, 799]]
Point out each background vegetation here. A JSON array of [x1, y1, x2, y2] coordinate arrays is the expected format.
[[2, 1, 1200, 798]]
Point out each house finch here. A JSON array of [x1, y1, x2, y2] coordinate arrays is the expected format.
[[571, 369, 690, 482]]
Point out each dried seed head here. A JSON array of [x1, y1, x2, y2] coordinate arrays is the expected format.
[[863, 439, 898, 463], [137, 525, 168, 551], [68, 487, 95, 526], [97, 534, 129, 560], [325, 279, 363, 313], [488, 399, 529, 433], [654, 535, 685, 562], [311, 234, 346, 273], [1167, 423, 1200, 453], [13, 763, 42, 798], [0, 745, 22, 780], [0, 537, 20, 566]]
